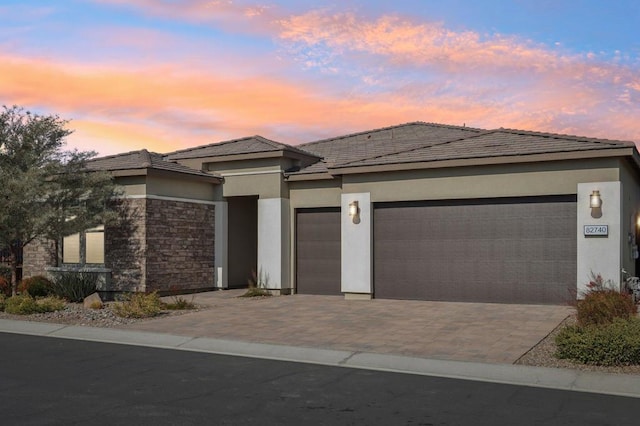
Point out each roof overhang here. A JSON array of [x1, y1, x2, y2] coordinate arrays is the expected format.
[[324, 147, 637, 176], [108, 167, 222, 183]]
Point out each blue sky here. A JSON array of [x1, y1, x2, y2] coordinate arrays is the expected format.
[[1, 0, 638, 155]]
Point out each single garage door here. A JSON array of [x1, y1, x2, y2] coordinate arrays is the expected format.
[[296, 207, 341, 295], [374, 196, 577, 304]]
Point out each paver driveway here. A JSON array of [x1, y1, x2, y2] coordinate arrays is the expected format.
[[122, 290, 573, 364]]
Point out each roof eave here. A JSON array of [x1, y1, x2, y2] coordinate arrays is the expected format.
[[327, 147, 636, 175], [285, 172, 336, 181], [109, 167, 222, 183]]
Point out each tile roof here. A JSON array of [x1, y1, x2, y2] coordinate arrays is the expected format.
[[281, 123, 636, 175], [293, 122, 483, 174], [332, 128, 635, 169], [86, 149, 219, 178], [164, 135, 319, 161]]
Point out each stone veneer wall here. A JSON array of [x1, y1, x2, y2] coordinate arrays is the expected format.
[[105, 198, 146, 293], [144, 198, 215, 293], [22, 238, 57, 279]]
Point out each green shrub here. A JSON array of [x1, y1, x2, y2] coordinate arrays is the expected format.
[[0, 294, 6, 311], [49, 271, 99, 302], [4, 294, 66, 315], [36, 296, 66, 312], [18, 275, 53, 298], [113, 292, 163, 318], [163, 295, 196, 310], [555, 318, 640, 366]]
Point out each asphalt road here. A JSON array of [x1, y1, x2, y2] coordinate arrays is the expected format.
[[0, 332, 635, 425]]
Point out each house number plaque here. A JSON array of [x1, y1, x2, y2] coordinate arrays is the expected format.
[[584, 225, 608, 237]]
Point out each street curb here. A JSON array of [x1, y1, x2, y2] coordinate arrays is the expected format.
[[1, 319, 638, 399]]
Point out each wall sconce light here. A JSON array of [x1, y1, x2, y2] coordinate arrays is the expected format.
[[589, 190, 602, 218], [348, 201, 360, 224], [589, 190, 602, 209]]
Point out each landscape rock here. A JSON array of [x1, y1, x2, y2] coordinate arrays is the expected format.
[[83, 292, 103, 309]]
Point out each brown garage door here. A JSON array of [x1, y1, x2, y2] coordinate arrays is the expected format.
[[296, 208, 341, 295], [374, 196, 577, 304]]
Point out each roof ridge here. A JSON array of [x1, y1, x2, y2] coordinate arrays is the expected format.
[[332, 130, 497, 168], [299, 121, 481, 148], [87, 149, 148, 163], [496, 128, 635, 146], [163, 135, 264, 157], [140, 149, 152, 168]]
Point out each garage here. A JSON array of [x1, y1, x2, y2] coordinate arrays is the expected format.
[[374, 196, 577, 304], [296, 208, 341, 295]]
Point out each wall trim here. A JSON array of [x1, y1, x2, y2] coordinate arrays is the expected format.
[[220, 170, 283, 177], [125, 194, 217, 205]]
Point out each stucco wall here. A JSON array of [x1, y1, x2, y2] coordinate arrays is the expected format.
[[341, 159, 621, 202]]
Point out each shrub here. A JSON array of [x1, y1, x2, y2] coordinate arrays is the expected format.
[[18, 275, 53, 298], [4, 294, 66, 315], [0, 265, 11, 282], [0, 294, 6, 311], [36, 296, 66, 312], [240, 269, 272, 298], [163, 295, 196, 310], [555, 318, 640, 366], [49, 271, 99, 303], [0, 276, 10, 297], [113, 292, 163, 318], [577, 276, 636, 326]]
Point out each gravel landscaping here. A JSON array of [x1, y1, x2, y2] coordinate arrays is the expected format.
[[0, 301, 207, 328]]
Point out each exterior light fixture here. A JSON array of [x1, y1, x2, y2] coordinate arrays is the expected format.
[[348, 201, 360, 224], [589, 190, 602, 209]]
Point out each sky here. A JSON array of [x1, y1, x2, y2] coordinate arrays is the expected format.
[[1, 0, 639, 156]]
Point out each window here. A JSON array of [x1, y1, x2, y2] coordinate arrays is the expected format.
[[62, 225, 104, 265]]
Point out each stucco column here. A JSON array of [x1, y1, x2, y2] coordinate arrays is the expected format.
[[257, 197, 291, 292], [213, 201, 228, 289], [341, 193, 372, 298], [576, 181, 622, 297]]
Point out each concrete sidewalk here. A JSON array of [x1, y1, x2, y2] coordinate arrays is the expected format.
[[1, 291, 639, 399]]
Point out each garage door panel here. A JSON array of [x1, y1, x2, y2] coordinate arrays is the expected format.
[[296, 208, 341, 296], [374, 196, 577, 305]]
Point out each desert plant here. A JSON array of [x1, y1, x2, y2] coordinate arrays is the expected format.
[[163, 295, 196, 310], [555, 318, 640, 366], [576, 272, 636, 326], [18, 275, 53, 298], [240, 269, 272, 298], [36, 296, 66, 312], [49, 271, 99, 302], [4, 294, 66, 315], [113, 292, 163, 318]]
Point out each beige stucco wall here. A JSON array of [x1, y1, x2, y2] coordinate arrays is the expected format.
[[341, 159, 621, 202], [115, 174, 218, 201], [145, 174, 217, 201], [288, 179, 343, 208]]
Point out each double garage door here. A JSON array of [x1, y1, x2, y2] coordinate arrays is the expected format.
[[296, 196, 577, 304]]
